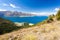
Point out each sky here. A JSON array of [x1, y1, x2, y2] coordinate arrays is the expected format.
[[0, 0, 60, 16]]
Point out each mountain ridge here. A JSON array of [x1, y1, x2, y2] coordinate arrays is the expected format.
[[0, 11, 36, 17]]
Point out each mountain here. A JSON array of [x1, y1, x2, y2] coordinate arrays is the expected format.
[[0, 11, 36, 17]]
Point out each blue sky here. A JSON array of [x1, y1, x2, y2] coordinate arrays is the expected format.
[[0, 0, 60, 16]]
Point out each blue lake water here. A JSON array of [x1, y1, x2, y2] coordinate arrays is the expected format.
[[2, 16, 48, 24]]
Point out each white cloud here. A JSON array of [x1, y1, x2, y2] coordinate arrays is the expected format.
[[0, 3, 20, 8], [53, 8, 60, 15], [2, 3, 9, 6], [31, 8, 60, 16], [0, 9, 7, 11], [9, 3, 20, 8], [10, 4, 16, 8], [54, 8, 60, 11], [31, 12, 55, 16]]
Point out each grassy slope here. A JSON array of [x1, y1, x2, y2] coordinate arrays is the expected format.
[[0, 20, 60, 40], [0, 17, 21, 35]]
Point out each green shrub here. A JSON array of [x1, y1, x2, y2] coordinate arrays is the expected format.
[[20, 22, 32, 28], [47, 15, 54, 23], [56, 10, 60, 20]]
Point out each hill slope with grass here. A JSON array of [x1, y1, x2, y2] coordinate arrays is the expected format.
[[0, 10, 60, 40], [0, 18, 21, 35]]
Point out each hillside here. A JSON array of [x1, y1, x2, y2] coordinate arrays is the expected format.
[[0, 10, 60, 40], [0, 21, 60, 40], [0, 18, 21, 35]]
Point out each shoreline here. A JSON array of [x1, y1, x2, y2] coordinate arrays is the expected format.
[[14, 22, 34, 26]]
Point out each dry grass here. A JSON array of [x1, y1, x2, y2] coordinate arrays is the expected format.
[[21, 34, 37, 40], [0, 21, 60, 40]]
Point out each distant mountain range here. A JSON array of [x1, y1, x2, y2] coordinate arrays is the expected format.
[[0, 11, 36, 17]]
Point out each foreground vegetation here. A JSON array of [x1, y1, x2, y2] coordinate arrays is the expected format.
[[0, 18, 20, 34], [0, 18, 32, 35]]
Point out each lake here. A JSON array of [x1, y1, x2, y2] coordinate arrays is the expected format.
[[2, 16, 48, 24]]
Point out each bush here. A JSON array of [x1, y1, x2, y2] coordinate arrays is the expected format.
[[47, 15, 54, 23], [20, 22, 32, 28], [56, 10, 60, 20]]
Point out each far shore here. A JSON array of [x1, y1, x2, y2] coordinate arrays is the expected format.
[[14, 22, 34, 26]]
